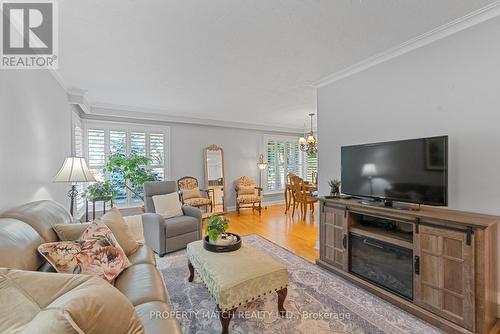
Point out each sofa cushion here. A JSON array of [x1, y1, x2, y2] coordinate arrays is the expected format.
[[114, 264, 167, 306], [0, 268, 144, 334], [182, 187, 201, 200], [238, 185, 256, 195], [38, 223, 131, 282], [128, 244, 156, 266], [0, 218, 45, 271], [164, 215, 199, 237], [54, 209, 140, 256], [98, 208, 140, 255], [0, 200, 72, 242], [135, 301, 183, 334], [152, 193, 183, 219], [52, 223, 88, 241]]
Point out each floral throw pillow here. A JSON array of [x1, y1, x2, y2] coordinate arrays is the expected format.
[[38, 222, 131, 282]]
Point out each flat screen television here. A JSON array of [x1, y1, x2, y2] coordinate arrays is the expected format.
[[341, 136, 448, 206]]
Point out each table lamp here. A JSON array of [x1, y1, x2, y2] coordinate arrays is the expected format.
[[53, 157, 96, 216]]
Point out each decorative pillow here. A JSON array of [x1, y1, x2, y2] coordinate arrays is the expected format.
[[53, 209, 140, 255], [239, 186, 256, 195], [152, 193, 183, 219], [38, 222, 131, 282], [182, 187, 201, 200], [97, 208, 140, 255]]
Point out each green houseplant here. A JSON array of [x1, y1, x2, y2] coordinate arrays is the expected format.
[[206, 215, 230, 242], [81, 180, 114, 201], [105, 153, 159, 201], [328, 179, 341, 197]]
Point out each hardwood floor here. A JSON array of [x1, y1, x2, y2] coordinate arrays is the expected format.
[[120, 203, 319, 262], [210, 204, 319, 262]]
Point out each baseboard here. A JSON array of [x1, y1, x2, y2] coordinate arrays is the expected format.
[[226, 199, 285, 212]]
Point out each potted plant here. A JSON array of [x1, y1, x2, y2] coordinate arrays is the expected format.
[[105, 153, 159, 202], [81, 180, 114, 202], [328, 179, 341, 197], [206, 215, 235, 246]]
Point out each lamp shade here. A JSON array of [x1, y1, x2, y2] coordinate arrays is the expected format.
[[361, 163, 377, 177], [53, 157, 96, 183]]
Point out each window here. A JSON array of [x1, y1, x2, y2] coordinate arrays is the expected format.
[[264, 136, 317, 192], [84, 121, 169, 207]]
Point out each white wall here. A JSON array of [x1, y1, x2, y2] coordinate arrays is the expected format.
[[317, 15, 500, 215], [170, 123, 293, 209], [0, 70, 71, 211], [82, 116, 298, 209], [317, 15, 500, 313]]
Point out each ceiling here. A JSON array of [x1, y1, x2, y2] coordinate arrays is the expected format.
[[59, 0, 497, 130]]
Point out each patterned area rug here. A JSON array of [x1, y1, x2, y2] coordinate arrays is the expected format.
[[156, 234, 442, 334]]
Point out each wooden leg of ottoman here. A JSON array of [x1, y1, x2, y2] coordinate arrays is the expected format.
[[217, 306, 236, 334], [188, 260, 194, 282], [277, 287, 287, 316]]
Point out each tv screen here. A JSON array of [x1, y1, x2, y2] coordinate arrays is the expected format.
[[341, 136, 448, 206]]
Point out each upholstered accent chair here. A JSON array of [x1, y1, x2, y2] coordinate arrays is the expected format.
[[177, 176, 213, 213], [143, 181, 202, 256], [234, 176, 262, 215]]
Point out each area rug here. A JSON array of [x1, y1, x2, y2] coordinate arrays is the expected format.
[[156, 234, 442, 334]]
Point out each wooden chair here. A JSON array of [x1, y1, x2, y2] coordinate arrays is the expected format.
[[290, 175, 318, 220], [177, 176, 212, 213], [234, 176, 262, 215], [284, 173, 296, 213]]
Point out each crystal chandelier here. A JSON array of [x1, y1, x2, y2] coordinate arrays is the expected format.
[[299, 113, 317, 155]]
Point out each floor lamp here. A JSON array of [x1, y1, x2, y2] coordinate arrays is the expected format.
[[257, 154, 268, 188], [53, 157, 96, 217], [257, 154, 268, 210]]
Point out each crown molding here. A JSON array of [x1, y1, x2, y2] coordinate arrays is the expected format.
[[49, 69, 68, 92], [85, 103, 302, 134], [312, 0, 500, 88]]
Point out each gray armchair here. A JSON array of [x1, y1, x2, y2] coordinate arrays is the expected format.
[[143, 181, 202, 256]]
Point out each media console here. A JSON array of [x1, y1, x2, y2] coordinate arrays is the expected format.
[[317, 197, 499, 334]]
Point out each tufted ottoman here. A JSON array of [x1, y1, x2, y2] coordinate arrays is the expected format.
[[186, 240, 288, 334]]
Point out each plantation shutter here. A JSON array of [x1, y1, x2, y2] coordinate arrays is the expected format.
[[87, 129, 105, 180]]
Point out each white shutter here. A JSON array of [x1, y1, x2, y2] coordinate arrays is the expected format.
[[149, 133, 165, 180], [87, 129, 105, 181]]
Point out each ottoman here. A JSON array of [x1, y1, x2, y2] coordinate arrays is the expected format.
[[186, 240, 288, 334]]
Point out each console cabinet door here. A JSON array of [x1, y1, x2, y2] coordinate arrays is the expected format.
[[321, 206, 348, 271], [414, 225, 475, 331]]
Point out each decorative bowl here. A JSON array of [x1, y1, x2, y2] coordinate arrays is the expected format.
[[203, 233, 241, 253]]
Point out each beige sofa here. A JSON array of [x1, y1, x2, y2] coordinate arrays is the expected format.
[[0, 200, 182, 334]]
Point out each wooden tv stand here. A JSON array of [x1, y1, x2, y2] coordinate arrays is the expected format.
[[317, 197, 499, 334]]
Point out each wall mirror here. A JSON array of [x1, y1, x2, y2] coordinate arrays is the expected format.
[[204, 144, 226, 213]]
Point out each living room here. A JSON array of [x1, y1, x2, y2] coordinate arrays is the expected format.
[[1, 1, 500, 334]]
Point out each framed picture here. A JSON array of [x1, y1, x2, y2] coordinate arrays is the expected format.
[[425, 138, 446, 171]]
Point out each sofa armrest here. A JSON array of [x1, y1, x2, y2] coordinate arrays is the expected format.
[[141, 213, 166, 256], [182, 206, 202, 240]]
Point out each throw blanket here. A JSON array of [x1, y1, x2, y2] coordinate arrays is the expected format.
[[123, 215, 144, 244]]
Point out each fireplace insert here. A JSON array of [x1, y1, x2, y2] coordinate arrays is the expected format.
[[349, 233, 413, 300]]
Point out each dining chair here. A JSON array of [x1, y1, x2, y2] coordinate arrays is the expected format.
[[290, 175, 318, 220], [284, 173, 296, 213]]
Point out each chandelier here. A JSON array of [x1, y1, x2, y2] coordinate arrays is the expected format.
[[299, 113, 317, 155]]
